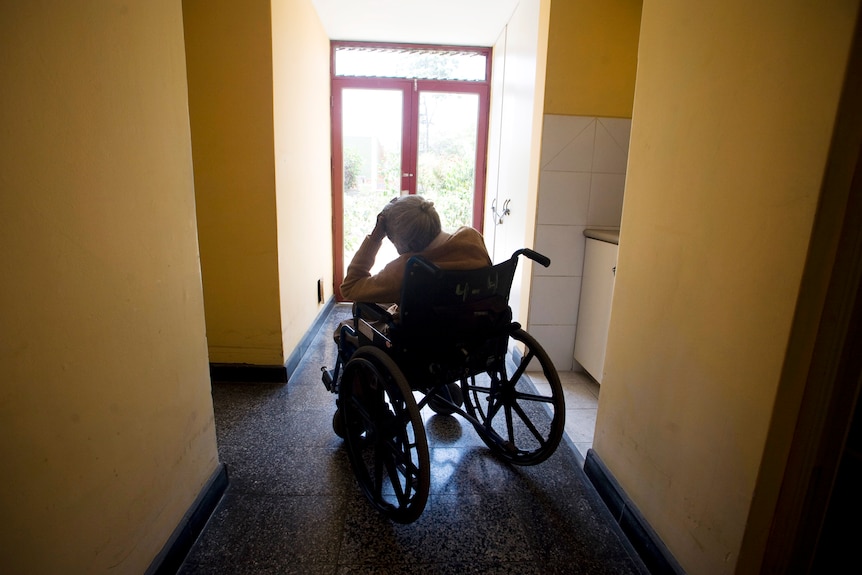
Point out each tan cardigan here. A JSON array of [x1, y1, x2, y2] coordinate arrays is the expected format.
[[340, 226, 492, 304]]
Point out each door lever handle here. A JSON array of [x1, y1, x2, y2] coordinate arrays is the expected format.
[[491, 198, 511, 225]]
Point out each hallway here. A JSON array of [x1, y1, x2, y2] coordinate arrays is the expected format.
[[178, 304, 646, 574]]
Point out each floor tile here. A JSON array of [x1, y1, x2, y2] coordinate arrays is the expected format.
[[179, 304, 644, 574]]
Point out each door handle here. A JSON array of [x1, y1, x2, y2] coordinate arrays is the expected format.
[[491, 198, 511, 225]]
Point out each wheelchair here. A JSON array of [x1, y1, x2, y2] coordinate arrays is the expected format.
[[321, 249, 565, 523]]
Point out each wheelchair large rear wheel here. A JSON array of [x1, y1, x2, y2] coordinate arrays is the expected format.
[[462, 328, 565, 466], [339, 346, 430, 523]]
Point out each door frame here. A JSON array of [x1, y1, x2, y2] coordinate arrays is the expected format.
[[330, 42, 492, 301], [413, 79, 491, 231], [330, 77, 414, 302]]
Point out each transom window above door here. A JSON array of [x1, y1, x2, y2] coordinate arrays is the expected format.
[[333, 43, 489, 82]]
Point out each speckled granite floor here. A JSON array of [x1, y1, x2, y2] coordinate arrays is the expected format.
[[178, 304, 648, 574]]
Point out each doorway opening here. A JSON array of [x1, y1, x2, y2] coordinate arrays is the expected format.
[[330, 42, 491, 300]]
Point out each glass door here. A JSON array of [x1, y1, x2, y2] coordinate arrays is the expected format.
[[335, 86, 410, 282], [416, 86, 485, 233], [331, 43, 491, 300]]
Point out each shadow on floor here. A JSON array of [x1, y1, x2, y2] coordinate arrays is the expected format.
[[179, 304, 647, 574]]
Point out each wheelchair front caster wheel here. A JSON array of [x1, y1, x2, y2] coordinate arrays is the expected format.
[[428, 382, 464, 416], [332, 408, 346, 439]]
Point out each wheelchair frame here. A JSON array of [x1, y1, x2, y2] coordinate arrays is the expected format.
[[321, 249, 565, 523]]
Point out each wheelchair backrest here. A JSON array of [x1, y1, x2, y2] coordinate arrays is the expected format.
[[397, 255, 519, 338]]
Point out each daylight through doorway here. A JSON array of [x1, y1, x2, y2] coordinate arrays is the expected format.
[[331, 42, 491, 300]]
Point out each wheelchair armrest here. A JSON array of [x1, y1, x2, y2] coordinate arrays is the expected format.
[[352, 302, 396, 348], [353, 302, 395, 325]]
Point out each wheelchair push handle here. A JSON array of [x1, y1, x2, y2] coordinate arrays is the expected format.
[[406, 255, 444, 278], [407, 249, 550, 274], [512, 248, 551, 268]]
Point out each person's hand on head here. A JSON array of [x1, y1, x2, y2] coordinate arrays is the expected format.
[[370, 212, 387, 242]]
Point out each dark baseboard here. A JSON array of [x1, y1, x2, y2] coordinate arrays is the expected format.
[[146, 463, 229, 575], [209, 363, 287, 384], [584, 449, 685, 575], [285, 296, 335, 381]]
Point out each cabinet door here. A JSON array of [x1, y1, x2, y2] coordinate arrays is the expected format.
[[574, 239, 618, 383]]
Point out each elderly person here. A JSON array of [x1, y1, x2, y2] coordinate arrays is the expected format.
[[341, 195, 491, 304]]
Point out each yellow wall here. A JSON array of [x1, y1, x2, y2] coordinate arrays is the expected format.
[[544, 0, 642, 118], [0, 1, 219, 572], [595, 1, 859, 573], [183, 0, 284, 365], [271, 0, 334, 357]]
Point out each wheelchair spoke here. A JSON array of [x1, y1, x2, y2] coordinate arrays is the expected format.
[[460, 329, 565, 466], [373, 446, 385, 500], [391, 442, 420, 480], [339, 348, 429, 523], [380, 420, 419, 491], [477, 373, 504, 419], [505, 403, 515, 444], [485, 390, 504, 424], [511, 400, 548, 447], [510, 349, 532, 385], [349, 395, 374, 426], [378, 428, 426, 509], [512, 389, 556, 404], [382, 450, 405, 503]]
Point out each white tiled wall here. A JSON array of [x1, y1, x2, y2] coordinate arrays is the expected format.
[[528, 115, 631, 371]]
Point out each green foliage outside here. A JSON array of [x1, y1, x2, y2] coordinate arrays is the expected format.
[[343, 146, 401, 255], [342, 87, 477, 259], [343, 147, 364, 192], [342, 150, 473, 258], [418, 151, 474, 232]]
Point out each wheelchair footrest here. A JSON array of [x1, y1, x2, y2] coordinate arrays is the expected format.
[[321, 367, 335, 392]]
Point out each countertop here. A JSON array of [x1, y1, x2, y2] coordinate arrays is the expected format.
[[583, 228, 620, 245]]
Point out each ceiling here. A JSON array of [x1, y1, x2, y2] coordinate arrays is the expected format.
[[310, 0, 520, 47]]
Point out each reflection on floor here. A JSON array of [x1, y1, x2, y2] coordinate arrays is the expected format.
[[528, 370, 600, 462], [179, 304, 643, 574]]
